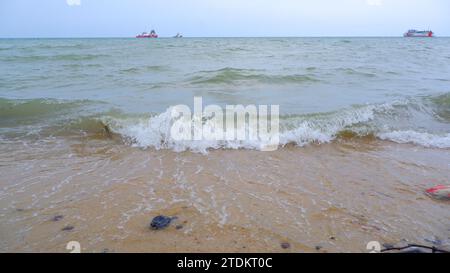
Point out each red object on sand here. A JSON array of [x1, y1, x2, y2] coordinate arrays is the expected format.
[[426, 185, 450, 200]]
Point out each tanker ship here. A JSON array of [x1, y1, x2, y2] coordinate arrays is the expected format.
[[136, 29, 158, 38], [404, 29, 434, 37]]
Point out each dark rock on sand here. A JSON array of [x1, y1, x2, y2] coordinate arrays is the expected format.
[[399, 247, 429, 253], [62, 225, 74, 231], [150, 215, 174, 230], [281, 242, 290, 249], [425, 237, 443, 246], [176, 225, 183, 230], [382, 243, 395, 249], [103, 124, 112, 139], [51, 215, 64, 222], [315, 246, 323, 251]]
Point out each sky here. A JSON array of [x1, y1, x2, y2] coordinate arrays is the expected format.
[[0, 0, 449, 37]]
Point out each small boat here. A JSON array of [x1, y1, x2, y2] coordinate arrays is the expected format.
[[173, 33, 183, 38], [404, 29, 434, 37], [136, 29, 158, 38]]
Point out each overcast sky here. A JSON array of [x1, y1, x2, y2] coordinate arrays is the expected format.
[[0, 0, 449, 37]]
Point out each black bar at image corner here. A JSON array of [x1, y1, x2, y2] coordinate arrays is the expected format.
[[0, 253, 445, 272]]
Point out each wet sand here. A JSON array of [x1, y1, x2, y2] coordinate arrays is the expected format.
[[0, 137, 449, 252]]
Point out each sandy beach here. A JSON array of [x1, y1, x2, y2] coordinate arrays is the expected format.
[[1, 135, 449, 252]]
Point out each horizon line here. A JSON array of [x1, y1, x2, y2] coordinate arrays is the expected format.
[[1, 35, 448, 39]]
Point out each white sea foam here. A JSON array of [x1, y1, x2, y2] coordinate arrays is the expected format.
[[101, 102, 435, 152], [279, 103, 390, 146], [91, 99, 450, 152], [378, 131, 450, 148], [103, 107, 276, 153]]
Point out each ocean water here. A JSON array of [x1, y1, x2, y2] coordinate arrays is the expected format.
[[1, 37, 450, 151]]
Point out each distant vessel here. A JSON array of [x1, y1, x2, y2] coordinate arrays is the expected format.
[[173, 33, 183, 38], [404, 29, 434, 37], [136, 29, 158, 38]]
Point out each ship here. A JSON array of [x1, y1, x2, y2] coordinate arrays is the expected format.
[[173, 33, 183, 38], [136, 29, 158, 38], [403, 29, 434, 37]]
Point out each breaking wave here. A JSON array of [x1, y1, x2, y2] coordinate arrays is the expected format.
[[378, 131, 450, 149], [71, 100, 450, 153], [1, 94, 450, 152]]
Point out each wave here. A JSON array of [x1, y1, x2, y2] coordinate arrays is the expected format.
[[225, 47, 252, 52], [2, 94, 450, 152], [431, 92, 450, 106], [34, 43, 90, 50], [0, 98, 91, 119], [188, 67, 319, 85], [17, 103, 379, 152], [278, 103, 391, 146], [71, 100, 448, 153], [2, 54, 109, 62], [62, 63, 102, 69], [0, 98, 99, 128], [335, 68, 377, 78], [119, 65, 168, 74], [378, 131, 450, 148]]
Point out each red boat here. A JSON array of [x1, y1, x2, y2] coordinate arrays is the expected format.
[[404, 29, 434, 37], [136, 30, 158, 38]]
